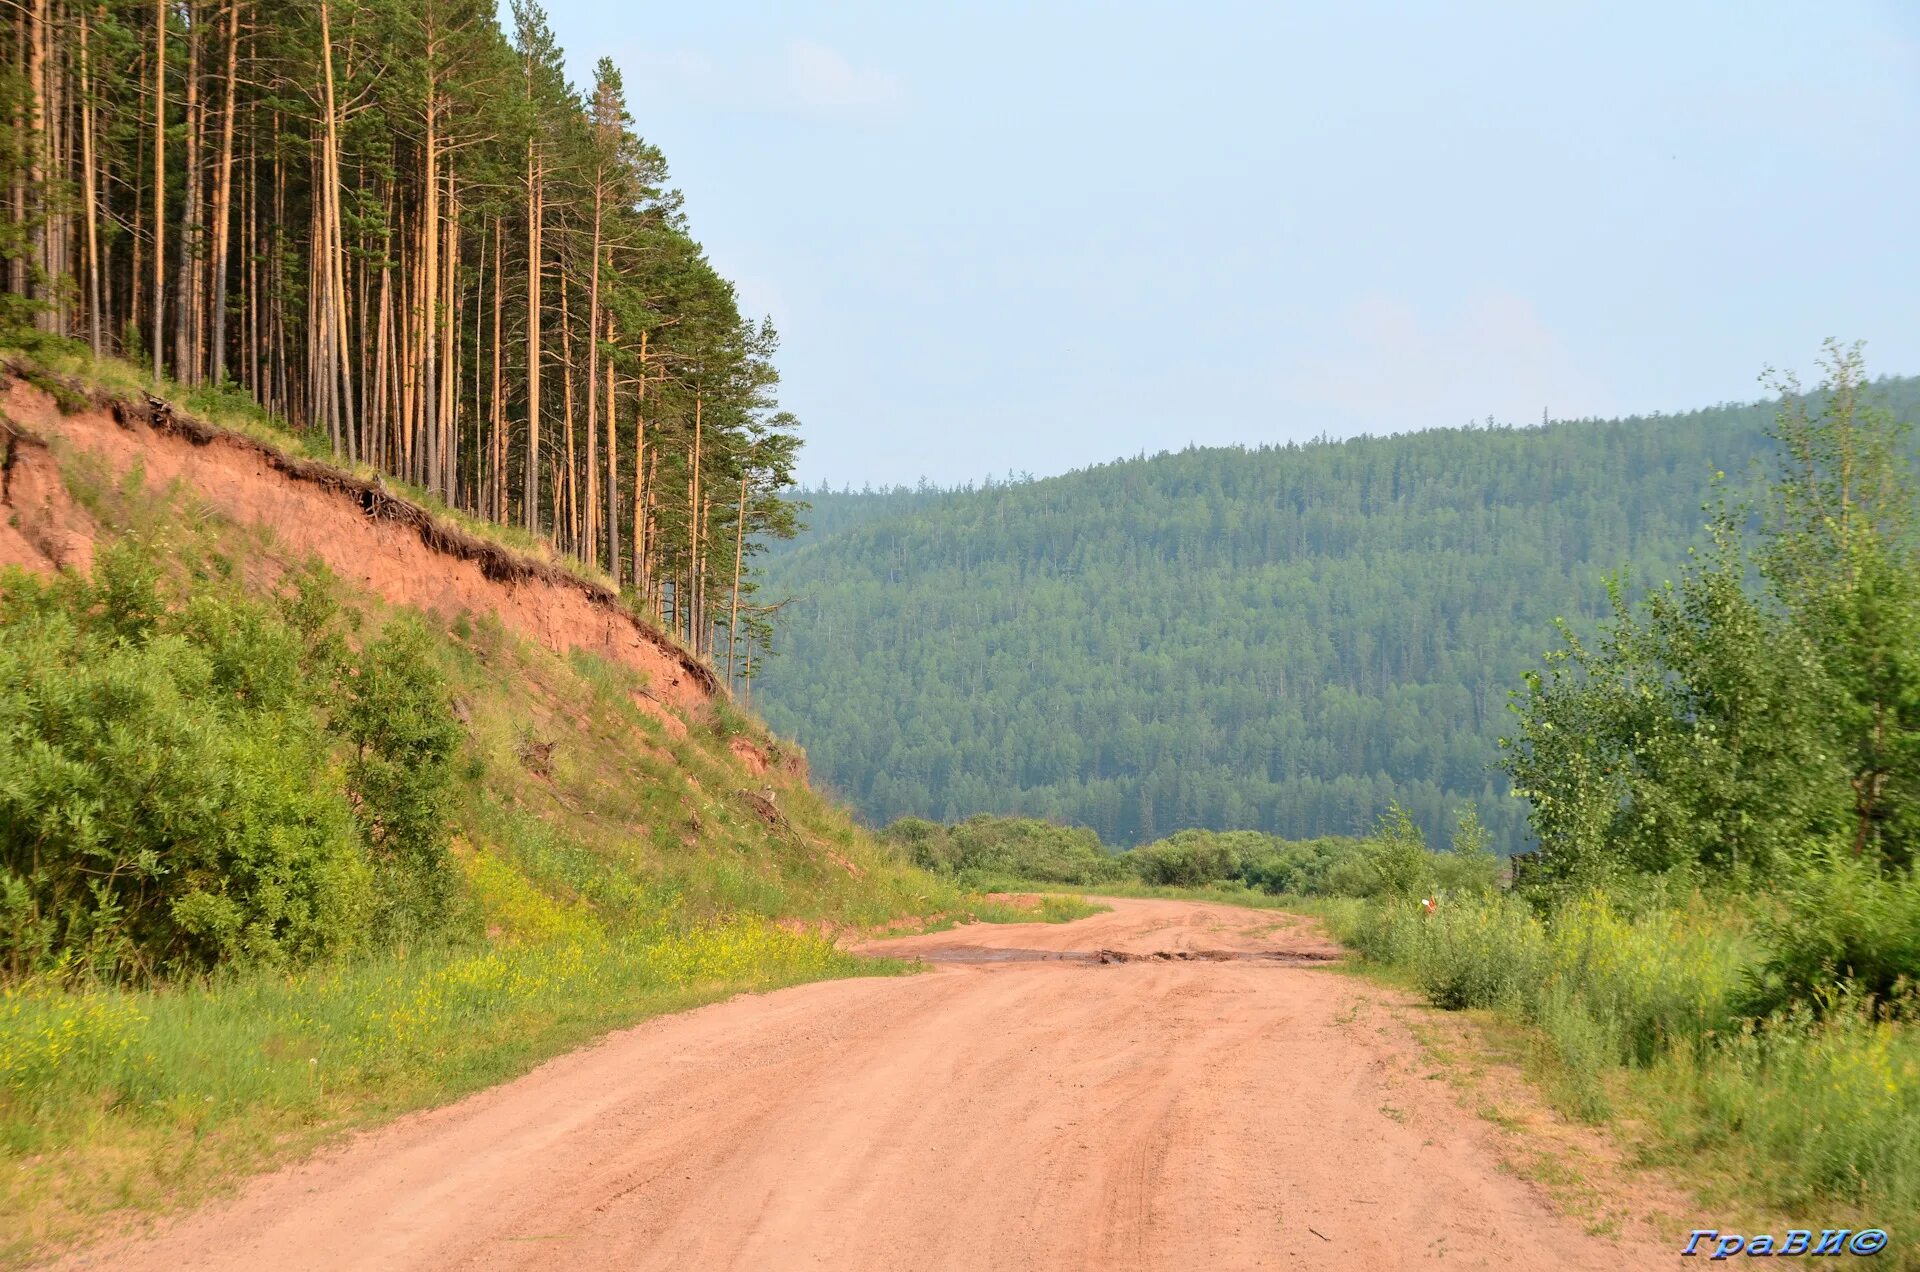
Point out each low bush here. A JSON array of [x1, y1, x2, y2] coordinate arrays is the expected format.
[[1743, 857, 1920, 1019], [0, 544, 459, 981], [1238, 834, 1367, 894], [1127, 829, 1246, 887], [881, 815, 1126, 886], [1416, 892, 1548, 1011]]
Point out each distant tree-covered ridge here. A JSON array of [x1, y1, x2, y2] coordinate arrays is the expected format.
[[756, 377, 1920, 852]]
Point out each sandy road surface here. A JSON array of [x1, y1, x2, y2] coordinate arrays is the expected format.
[[67, 899, 1677, 1270]]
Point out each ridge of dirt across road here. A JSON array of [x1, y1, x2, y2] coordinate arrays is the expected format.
[[62, 898, 1684, 1271]]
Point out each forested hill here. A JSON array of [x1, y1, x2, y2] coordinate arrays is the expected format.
[[755, 379, 1920, 852]]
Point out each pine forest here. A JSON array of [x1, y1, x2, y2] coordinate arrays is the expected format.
[[0, 0, 798, 690]]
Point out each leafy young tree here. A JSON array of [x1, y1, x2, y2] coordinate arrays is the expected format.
[[1502, 345, 1917, 892], [335, 615, 463, 937], [1761, 341, 1920, 866]]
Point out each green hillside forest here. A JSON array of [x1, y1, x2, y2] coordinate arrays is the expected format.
[[755, 375, 1920, 852]]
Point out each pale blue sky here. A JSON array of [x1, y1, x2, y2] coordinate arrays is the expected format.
[[539, 1, 1920, 487]]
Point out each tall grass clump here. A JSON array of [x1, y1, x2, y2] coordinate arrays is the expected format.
[[1637, 990, 1920, 1232], [1334, 890, 1750, 1063]]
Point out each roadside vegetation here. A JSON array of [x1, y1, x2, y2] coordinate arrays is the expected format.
[[879, 806, 1491, 899], [0, 448, 966, 1256], [900, 349, 1920, 1261], [1330, 347, 1920, 1260]]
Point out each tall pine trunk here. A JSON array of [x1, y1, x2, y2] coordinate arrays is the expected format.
[[172, 0, 199, 382], [207, 0, 239, 384], [522, 137, 541, 534], [150, 0, 165, 378]]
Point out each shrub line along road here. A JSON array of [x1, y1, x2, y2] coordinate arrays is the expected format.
[[68, 899, 1679, 1270]]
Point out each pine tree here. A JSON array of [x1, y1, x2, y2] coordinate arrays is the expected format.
[[0, 0, 805, 691]]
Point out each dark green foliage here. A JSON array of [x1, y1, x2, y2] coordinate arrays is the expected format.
[[4, 0, 806, 676], [1165, 803, 1495, 899], [880, 815, 1125, 886], [1129, 829, 1268, 887], [0, 547, 367, 978], [890, 810, 1489, 901], [1501, 516, 1848, 893], [1743, 858, 1920, 1019], [757, 378, 1920, 851], [0, 544, 460, 981], [338, 617, 463, 941], [1504, 348, 1920, 901], [1237, 834, 1368, 895], [1501, 346, 1920, 1020]]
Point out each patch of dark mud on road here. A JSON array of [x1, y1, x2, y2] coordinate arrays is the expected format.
[[903, 947, 1344, 967]]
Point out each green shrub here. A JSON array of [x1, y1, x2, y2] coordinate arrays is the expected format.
[[0, 545, 461, 980], [1239, 835, 1367, 895], [1322, 803, 1436, 899], [0, 551, 372, 978], [1432, 804, 1500, 896], [1414, 892, 1548, 1011], [337, 616, 463, 941], [881, 815, 1125, 885], [1744, 858, 1920, 1019], [1127, 829, 1244, 886]]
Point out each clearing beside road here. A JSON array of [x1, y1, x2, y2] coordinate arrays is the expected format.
[[69, 899, 1680, 1270]]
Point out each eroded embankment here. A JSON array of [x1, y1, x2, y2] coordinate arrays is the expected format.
[[0, 364, 713, 711]]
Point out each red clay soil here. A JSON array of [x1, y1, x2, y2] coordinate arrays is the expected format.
[[0, 413, 94, 577], [66, 899, 1686, 1271], [0, 372, 711, 711]]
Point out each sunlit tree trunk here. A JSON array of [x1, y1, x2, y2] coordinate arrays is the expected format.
[[150, 0, 165, 378]]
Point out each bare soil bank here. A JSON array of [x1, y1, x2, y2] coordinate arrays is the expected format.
[[0, 370, 711, 710]]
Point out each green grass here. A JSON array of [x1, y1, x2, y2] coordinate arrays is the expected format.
[[1318, 890, 1920, 1267], [866, 892, 1110, 938], [0, 409, 984, 1260], [0, 922, 905, 1261]]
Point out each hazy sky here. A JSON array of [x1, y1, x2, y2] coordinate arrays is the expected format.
[[539, 2, 1920, 487]]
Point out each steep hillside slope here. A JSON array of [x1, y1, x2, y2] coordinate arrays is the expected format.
[[0, 357, 960, 925], [0, 362, 712, 708], [755, 379, 1920, 851], [0, 357, 981, 1254]]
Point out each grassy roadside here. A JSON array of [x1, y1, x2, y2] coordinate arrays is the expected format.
[[1, 894, 1097, 1260], [0, 407, 992, 1262], [864, 893, 1109, 939], [0, 925, 906, 1262], [1301, 892, 1920, 1269]]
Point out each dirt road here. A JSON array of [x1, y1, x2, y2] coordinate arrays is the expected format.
[[69, 899, 1677, 1270]]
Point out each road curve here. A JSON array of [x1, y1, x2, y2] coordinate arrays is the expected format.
[[65, 898, 1676, 1270]]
